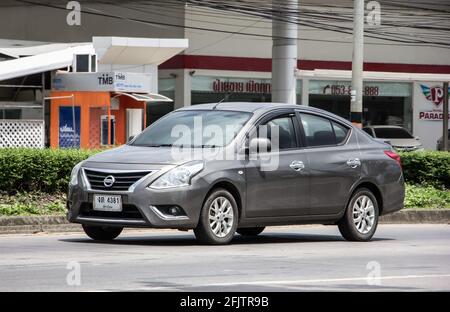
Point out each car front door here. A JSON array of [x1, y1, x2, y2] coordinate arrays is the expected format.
[[245, 111, 310, 218], [298, 112, 361, 216]]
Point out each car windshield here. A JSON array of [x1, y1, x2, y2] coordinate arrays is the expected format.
[[132, 110, 252, 148], [374, 127, 413, 139]]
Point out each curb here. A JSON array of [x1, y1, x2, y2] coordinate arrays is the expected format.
[[0, 215, 81, 234], [379, 209, 450, 224], [0, 210, 449, 234]]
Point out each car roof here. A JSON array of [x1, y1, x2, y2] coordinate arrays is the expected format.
[[178, 102, 295, 113], [178, 102, 353, 126]]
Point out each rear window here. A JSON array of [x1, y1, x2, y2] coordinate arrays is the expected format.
[[363, 128, 374, 137], [374, 127, 413, 139], [332, 122, 350, 144], [300, 113, 349, 147]]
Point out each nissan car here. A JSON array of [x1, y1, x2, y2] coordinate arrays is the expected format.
[[362, 125, 423, 152], [67, 102, 405, 245]]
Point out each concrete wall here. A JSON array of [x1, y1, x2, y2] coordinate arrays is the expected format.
[[184, 4, 450, 66], [1, 1, 448, 66], [0, 1, 185, 43]]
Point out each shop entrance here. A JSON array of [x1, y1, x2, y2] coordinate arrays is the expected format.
[[309, 95, 412, 131], [126, 108, 144, 140], [308, 80, 413, 131]]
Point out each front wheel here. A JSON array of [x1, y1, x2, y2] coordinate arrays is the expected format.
[[194, 188, 238, 245], [338, 188, 379, 242], [82, 224, 123, 241]]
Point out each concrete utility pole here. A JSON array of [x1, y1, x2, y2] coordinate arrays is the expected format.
[[443, 81, 449, 151], [272, 0, 298, 104], [351, 0, 364, 127]]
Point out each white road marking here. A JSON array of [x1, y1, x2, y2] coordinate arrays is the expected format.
[[119, 274, 450, 291], [202, 274, 450, 287]]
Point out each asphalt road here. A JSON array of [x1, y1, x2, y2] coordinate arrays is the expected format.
[[0, 224, 449, 292]]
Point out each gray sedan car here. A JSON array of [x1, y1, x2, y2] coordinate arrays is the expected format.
[[67, 102, 404, 244]]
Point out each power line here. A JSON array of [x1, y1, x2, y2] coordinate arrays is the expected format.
[[13, 0, 450, 49]]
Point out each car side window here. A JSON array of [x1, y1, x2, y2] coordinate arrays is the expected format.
[[299, 113, 337, 147], [260, 116, 297, 150], [332, 121, 350, 144]]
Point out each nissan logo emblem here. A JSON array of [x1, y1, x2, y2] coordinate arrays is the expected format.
[[103, 175, 115, 187]]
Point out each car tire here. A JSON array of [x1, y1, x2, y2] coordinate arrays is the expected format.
[[338, 188, 379, 242], [82, 224, 123, 241], [194, 188, 239, 245], [237, 227, 265, 236]]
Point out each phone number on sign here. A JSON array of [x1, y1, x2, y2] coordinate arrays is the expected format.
[[327, 85, 380, 96]]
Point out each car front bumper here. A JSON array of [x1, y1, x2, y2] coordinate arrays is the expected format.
[[66, 168, 209, 229]]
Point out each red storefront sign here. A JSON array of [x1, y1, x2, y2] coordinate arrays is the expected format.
[[212, 79, 271, 93]]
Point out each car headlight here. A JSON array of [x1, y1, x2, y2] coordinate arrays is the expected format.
[[149, 161, 204, 189], [70, 162, 83, 186]]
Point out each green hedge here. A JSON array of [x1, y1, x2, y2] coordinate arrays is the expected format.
[[0, 148, 448, 194], [399, 151, 450, 189], [0, 148, 97, 194]]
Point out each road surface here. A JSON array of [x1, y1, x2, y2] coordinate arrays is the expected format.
[[0, 224, 449, 291]]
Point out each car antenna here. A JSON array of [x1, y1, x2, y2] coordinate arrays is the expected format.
[[213, 93, 234, 110]]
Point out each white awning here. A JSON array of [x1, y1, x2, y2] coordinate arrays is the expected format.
[[93, 37, 188, 65], [114, 92, 173, 102], [0, 44, 94, 81]]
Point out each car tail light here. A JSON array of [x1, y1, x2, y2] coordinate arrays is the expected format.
[[384, 150, 402, 169]]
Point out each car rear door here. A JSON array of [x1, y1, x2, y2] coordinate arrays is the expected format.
[[245, 110, 310, 218], [297, 112, 361, 216]]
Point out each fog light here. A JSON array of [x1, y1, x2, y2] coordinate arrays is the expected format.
[[169, 206, 180, 216]]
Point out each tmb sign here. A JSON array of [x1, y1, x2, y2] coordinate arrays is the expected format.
[[52, 72, 152, 93]]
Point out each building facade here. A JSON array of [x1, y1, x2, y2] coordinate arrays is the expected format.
[[0, 1, 449, 149]]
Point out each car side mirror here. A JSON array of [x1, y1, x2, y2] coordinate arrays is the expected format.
[[127, 135, 135, 143], [248, 137, 271, 154]]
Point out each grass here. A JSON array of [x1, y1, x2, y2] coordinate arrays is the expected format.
[[404, 184, 450, 209], [0, 184, 449, 216], [0, 192, 66, 216]]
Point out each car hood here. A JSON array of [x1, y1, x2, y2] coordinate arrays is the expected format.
[[386, 138, 421, 147], [85, 145, 198, 165]]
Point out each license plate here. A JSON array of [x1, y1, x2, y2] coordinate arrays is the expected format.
[[93, 194, 122, 212]]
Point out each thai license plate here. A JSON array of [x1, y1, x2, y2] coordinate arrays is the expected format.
[[93, 194, 122, 212]]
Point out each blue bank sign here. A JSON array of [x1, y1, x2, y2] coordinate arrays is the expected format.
[[59, 106, 80, 148]]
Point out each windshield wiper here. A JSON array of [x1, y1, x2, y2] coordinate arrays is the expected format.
[[142, 144, 173, 147]]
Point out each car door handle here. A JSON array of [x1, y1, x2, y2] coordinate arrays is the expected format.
[[346, 158, 361, 168], [289, 160, 305, 171]]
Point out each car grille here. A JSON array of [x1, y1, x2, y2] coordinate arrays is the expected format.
[[79, 203, 144, 220], [84, 169, 152, 191]]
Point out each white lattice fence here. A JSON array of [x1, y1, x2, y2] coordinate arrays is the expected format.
[[0, 120, 44, 148]]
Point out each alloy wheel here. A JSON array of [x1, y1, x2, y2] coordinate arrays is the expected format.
[[352, 195, 375, 234], [208, 196, 234, 238]]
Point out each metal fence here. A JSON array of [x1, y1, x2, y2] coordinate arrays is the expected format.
[[0, 120, 45, 148]]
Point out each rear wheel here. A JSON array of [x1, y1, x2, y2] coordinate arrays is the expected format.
[[338, 188, 379, 242], [237, 227, 265, 236], [82, 225, 123, 241], [194, 188, 238, 245]]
